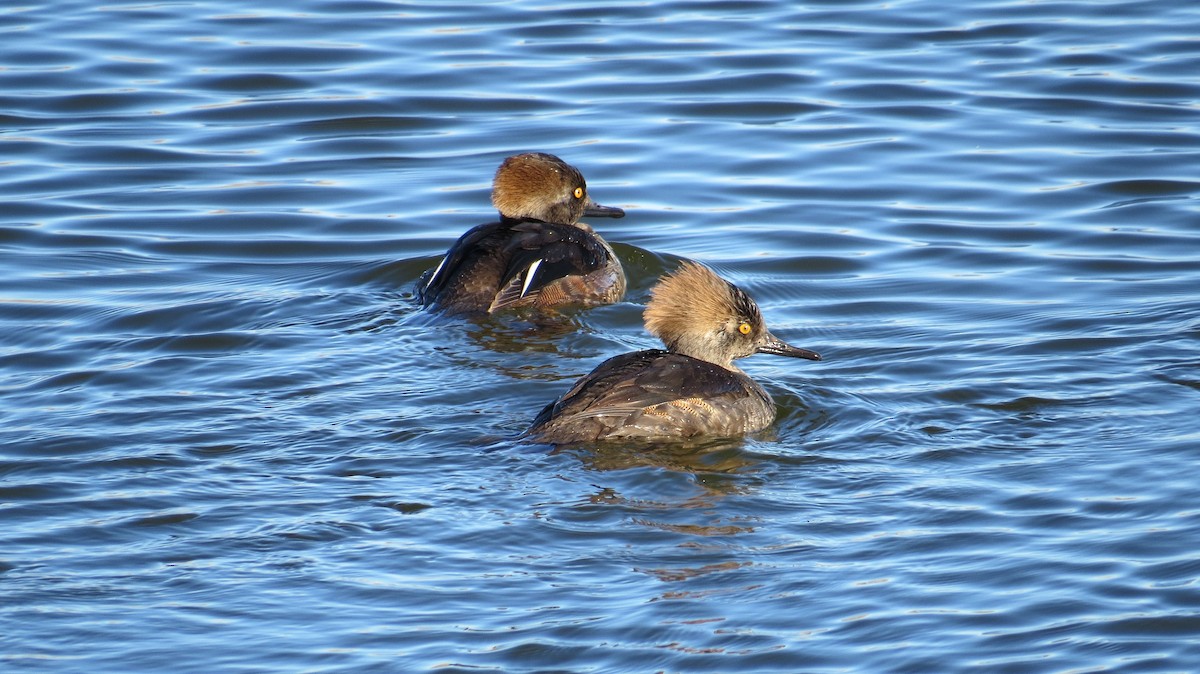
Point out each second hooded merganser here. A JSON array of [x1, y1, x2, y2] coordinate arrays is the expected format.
[[417, 152, 626, 316], [526, 261, 822, 443]]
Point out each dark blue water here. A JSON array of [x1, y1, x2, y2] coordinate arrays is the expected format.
[[4, 1, 1199, 671]]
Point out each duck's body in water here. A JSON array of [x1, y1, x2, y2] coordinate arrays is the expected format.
[[418, 153, 625, 316], [527, 262, 821, 443]]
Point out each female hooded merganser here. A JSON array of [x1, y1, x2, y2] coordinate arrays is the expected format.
[[417, 152, 626, 315], [527, 261, 822, 443]]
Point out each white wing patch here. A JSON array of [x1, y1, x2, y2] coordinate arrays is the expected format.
[[488, 257, 546, 312], [520, 258, 543, 298], [426, 256, 447, 287]]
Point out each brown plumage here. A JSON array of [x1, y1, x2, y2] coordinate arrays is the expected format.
[[527, 262, 821, 444], [418, 152, 626, 316]]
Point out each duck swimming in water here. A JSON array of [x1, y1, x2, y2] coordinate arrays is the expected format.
[[526, 261, 821, 443], [417, 152, 626, 315]]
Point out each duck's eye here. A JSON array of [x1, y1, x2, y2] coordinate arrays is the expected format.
[[573, 187, 584, 199], [738, 322, 752, 335]]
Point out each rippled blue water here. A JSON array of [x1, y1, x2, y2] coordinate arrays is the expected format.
[[4, 0, 1199, 671]]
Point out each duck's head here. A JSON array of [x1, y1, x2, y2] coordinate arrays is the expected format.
[[491, 152, 625, 225], [644, 261, 821, 370]]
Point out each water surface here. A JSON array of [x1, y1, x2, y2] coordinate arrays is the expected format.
[[3, 0, 1200, 671]]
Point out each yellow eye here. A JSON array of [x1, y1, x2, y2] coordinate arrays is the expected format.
[[573, 187, 584, 199], [738, 322, 752, 335]]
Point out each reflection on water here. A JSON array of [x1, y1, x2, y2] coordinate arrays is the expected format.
[[561, 438, 762, 479]]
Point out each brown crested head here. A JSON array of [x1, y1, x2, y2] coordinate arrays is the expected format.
[[491, 152, 624, 225], [644, 261, 821, 369]]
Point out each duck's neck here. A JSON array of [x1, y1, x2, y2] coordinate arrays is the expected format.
[[666, 338, 739, 372]]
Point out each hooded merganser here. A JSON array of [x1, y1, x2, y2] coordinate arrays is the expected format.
[[526, 261, 822, 443], [417, 152, 626, 315]]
